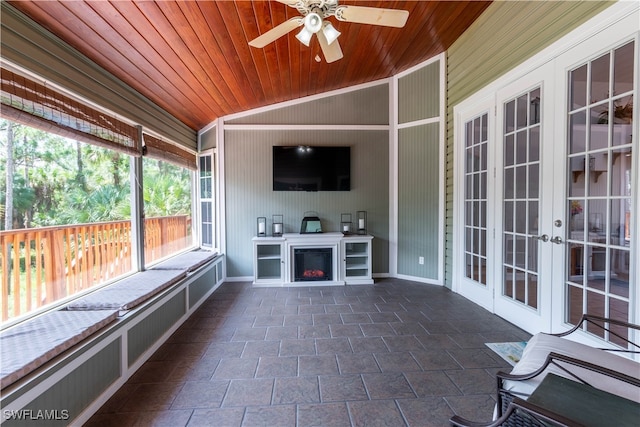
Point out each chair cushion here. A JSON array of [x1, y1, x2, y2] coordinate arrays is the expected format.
[[505, 333, 640, 402]]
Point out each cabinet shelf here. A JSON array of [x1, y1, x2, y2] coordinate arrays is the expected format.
[[257, 255, 281, 260], [346, 252, 368, 257], [259, 276, 280, 281]]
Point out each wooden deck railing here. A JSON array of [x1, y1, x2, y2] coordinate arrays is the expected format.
[[0, 216, 190, 322]]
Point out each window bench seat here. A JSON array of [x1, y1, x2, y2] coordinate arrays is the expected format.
[[64, 250, 220, 315], [0, 310, 118, 389], [152, 249, 220, 272], [0, 250, 224, 421], [65, 269, 188, 315]]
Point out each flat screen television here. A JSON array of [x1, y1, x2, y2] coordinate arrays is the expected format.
[[273, 146, 350, 191]]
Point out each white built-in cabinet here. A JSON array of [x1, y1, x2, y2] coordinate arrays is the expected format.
[[252, 237, 285, 285], [252, 233, 373, 286], [341, 235, 374, 285]]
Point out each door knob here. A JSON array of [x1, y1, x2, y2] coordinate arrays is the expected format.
[[551, 236, 563, 244], [532, 234, 549, 242]]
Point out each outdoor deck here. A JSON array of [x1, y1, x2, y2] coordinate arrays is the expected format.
[[0, 215, 190, 321]]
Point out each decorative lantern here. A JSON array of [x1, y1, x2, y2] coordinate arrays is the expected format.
[[272, 214, 284, 236], [340, 213, 352, 234], [357, 211, 367, 235], [257, 217, 267, 237]]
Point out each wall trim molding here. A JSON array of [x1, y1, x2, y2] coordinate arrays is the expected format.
[[222, 124, 389, 131]]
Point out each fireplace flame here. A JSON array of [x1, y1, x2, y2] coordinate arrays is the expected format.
[[303, 269, 325, 278]]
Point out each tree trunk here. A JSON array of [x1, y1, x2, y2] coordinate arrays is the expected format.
[[76, 140, 87, 191], [112, 152, 121, 187], [23, 134, 32, 228], [4, 123, 14, 230]]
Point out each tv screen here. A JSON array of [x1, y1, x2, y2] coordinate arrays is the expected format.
[[273, 146, 350, 191]]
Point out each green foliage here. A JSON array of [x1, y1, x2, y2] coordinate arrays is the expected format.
[[143, 159, 192, 217], [1, 119, 192, 229]]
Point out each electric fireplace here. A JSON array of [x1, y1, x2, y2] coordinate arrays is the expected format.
[[294, 248, 333, 282]]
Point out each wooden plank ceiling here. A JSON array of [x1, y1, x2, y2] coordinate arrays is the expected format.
[[10, 0, 491, 131]]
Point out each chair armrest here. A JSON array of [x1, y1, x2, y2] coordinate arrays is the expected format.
[[499, 351, 640, 388], [496, 350, 640, 420], [450, 396, 578, 427], [553, 314, 640, 355]]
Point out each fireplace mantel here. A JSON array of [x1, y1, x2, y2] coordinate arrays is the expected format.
[[252, 233, 373, 287], [283, 232, 344, 244]]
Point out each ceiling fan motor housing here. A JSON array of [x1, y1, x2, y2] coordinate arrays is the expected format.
[[295, 0, 338, 18]]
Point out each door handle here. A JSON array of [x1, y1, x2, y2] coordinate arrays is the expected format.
[[551, 236, 563, 244], [531, 234, 549, 242]]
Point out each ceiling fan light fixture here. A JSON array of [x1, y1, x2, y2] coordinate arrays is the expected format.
[[303, 12, 322, 33], [295, 27, 313, 46], [322, 22, 341, 45]]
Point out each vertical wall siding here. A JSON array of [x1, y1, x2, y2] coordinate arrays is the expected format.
[[396, 58, 442, 281], [224, 129, 389, 277], [398, 61, 441, 124], [398, 123, 440, 279], [225, 84, 389, 125], [5, 339, 121, 427], [127, 290, 186, 365], [443, 1, 613, 288]]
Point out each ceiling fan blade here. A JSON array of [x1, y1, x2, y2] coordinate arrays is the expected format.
[[335, 5, 409, 28], [248, 17, 303, 48], [316, 30, 343, 63]]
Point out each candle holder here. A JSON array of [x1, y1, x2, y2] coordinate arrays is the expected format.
[[272, 214, 283, 236], [340, 213, 352, 234], [357, 211, 367, 235], [257, 217, 266, 237]]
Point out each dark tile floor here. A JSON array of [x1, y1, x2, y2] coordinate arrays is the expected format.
[[86, 279, 530, 426]]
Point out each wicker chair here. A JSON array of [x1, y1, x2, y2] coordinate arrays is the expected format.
[[450, 315, 640, 427]]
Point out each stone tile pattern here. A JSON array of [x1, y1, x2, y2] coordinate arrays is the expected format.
[[86, 279, 530, 426]]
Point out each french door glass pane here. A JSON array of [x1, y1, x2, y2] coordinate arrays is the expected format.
[[565, 40, 634, 330], [464, 113, 489, 285], [502, 88, 541, 310]]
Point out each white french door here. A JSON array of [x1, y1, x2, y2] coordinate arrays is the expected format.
[[493, 67, 555, 333], [549, 22, 637, 339], [455, 6, 638, 337], [456, 102, 496, 311], [455, 67, 556, 333]]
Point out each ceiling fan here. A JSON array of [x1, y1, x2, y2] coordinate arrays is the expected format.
[[248, 0, 409, 63]]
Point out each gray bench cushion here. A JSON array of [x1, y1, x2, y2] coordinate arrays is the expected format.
[[152, 249, 218, 272], [65, 269, 186, 313], [0, 310, 117, 389]]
